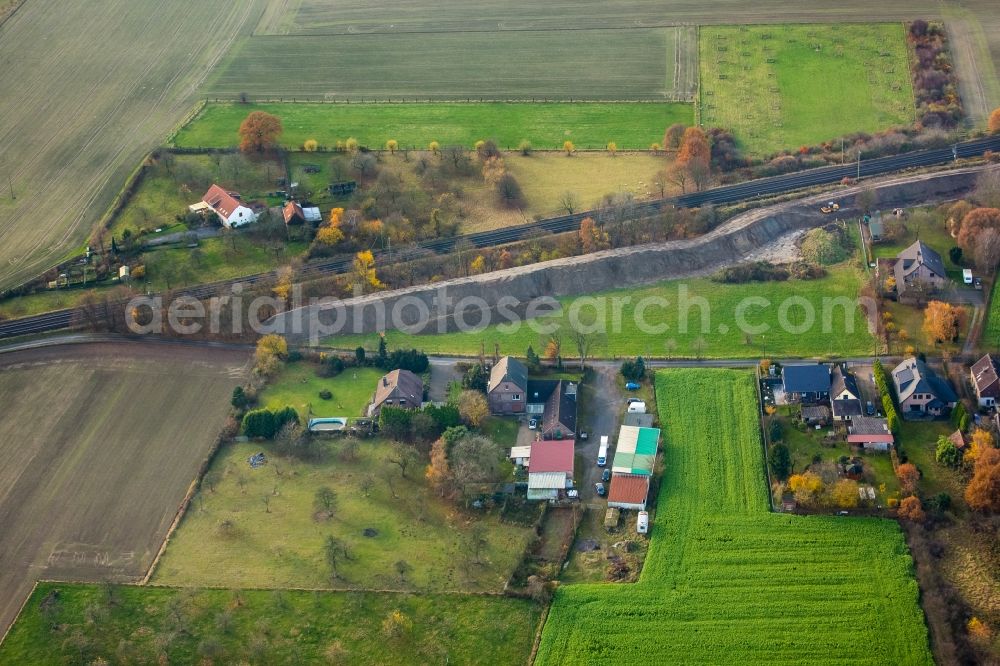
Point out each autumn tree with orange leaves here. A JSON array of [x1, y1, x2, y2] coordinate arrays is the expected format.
[[238, 111, 283, 154], [965, 446, 1000, 512], [956, 207, 1000, 252], [989, 107, 1000, 134], [897, 496, 926, 522], [896, 462, 920, 495], [676, 127, 711, 191], [352, 250, 383, 293], [922, 301, 963, 344]]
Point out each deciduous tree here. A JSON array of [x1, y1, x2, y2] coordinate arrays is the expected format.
[[831, 479, 860, 508], [896, 462, 921, 495], [458, 390, 489, 427], [788, 471, 823, 505], [663, 123, 686, 150], [922, 301, 963, 344], [965, 447, 1000, 512], [426, 438, 455, 498], [303, 139, 318, 152], [957, 207, 1000, 251], [897, 495, 926, 522], [989, 107, 1000, 134], [352, 250, 384, 292], [254, 334, 287, 377], [238, 111, 283, 154], [386, 139, 398, 154], [563, 140, 575, 156]]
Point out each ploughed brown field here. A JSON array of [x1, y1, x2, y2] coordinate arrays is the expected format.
[[0, 342, 248, 632]]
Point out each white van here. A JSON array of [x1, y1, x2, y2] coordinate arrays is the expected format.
[[626, 401, 647, 414], [963, 269, 973, 285], [637, 511, 649, 534], [597, 436, 609, 467]]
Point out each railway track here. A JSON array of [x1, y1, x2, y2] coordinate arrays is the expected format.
[[2, 135, 997, 340]]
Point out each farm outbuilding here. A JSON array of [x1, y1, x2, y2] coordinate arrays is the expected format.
[[607, 473, 651, 511], [611, 425, 659, 476]]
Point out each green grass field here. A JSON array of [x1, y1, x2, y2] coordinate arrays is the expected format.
[[257, 362, 385, 419], [0, 582, 540, 665], [329, 265, 874, 359], [699, 24, 914, 155], [153, 440, 533, 592], [174, 102, 693, 151], [205, 27, 696, 101], [535, 369, 932, 664]]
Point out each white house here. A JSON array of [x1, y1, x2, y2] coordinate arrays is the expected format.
[[191, 184, 258, 228]]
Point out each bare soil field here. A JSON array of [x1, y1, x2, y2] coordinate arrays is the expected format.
[[0, 342, 248, 632], [0, 0, 262, 292]]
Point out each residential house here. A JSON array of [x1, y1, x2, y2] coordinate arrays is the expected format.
[[526, 439, 574, 501], [541, 380, 577, 439], [847, 416, 894, 451], [830, 365, 863, 422], [891, 357, 957, 418], [487, 356, 528, 415], [970, 353, 1000, 408], [190, 184, 258, 228], [893, 240, 948, 297], [368, 369, 423, 417], [282, 201, 322, 226], [782, 363, 831, 403]]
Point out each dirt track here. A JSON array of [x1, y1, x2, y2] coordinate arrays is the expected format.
[[0, 342, 248, 633]]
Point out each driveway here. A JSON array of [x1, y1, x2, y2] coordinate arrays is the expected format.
[[427, 358, 461, 402], [575, 365, 624, 504]]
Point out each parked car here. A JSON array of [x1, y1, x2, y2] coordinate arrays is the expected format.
[[866, 401, 875, 416], [528, 418, 538, 430], [595, 482, 607, 497], [625, 382, 641, 391], [602, 469, 611, 482], [626, 397, 643, 405], [578, 431, 589, 440]]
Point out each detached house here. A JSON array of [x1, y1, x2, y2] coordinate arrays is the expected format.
[[893, 240, 948, 297], [190, 184, 258, 228], [282, 201, 322, 226], [891, 357, 957, 418], [368, 369, 423, 417], [527, 439, 574, 501], [782, 363, 831, 403], [970, 354, 1000, 408], [487, 356, 528, 415], [830, 365, 863, 421]]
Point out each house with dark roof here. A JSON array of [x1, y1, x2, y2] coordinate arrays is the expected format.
[[282, 201, 322, 226], [891, 357, 957, 418], [368, 369, 424, 417], [830, 365, 863, 422], [541, 380, 577, 439], [487, 356, 528, 415], [527, 439, 574, 501], [970, 353, 1000, 408], [893, 240, 948, 297], [847, 416, 894, 451], [190, 184, 258, 228], [782, 363, 831, 403]]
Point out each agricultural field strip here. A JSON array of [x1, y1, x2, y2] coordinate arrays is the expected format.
[[0, 344, 247, 632], [204, 28, 685, 101], [535, 369, 932, 664], [0, 0, 262, 293]]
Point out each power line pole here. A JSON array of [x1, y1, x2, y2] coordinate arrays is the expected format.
[[7, 174, 13, 200]]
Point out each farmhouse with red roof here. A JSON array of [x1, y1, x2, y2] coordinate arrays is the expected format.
[[190, 184, 258, 228], [527, 439, 574, 501]]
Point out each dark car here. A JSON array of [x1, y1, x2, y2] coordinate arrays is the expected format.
[[595, 482, 607, 497], [602, 469, 611, 482]]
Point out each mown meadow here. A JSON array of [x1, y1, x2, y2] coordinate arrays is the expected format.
[[535, 369, 932, 664]]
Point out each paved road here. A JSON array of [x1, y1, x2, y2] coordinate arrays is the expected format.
[[2, 139, 998, 341]]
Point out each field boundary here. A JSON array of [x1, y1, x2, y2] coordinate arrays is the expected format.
[[0, 581, 35, 645]]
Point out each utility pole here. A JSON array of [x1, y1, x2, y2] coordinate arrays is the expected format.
[[7, 174, 13, 200]]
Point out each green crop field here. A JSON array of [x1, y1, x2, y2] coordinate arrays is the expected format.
[[205, 27, 696, 101], [0, 582, 540, 665], [699, 24, 915, 155], [329, 266, 875, 359], [174, 102, 692, 151], [535, 369, 932, 664]]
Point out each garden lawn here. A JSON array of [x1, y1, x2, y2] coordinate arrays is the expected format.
[[328, 266, 874, 359], [0, 582, 539, 665], [699, 24, 914, 155], [257, 362, 385, 419], [174, 102, 693, 151], [152, 440, 534, 592], [536, 369, 932, 664]]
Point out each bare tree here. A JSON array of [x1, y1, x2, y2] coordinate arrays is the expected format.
[[559, 191, 581, 215], [571, 329, 605, 370], [387, 443, 419, 478], [974, 228, 1000, 273]]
